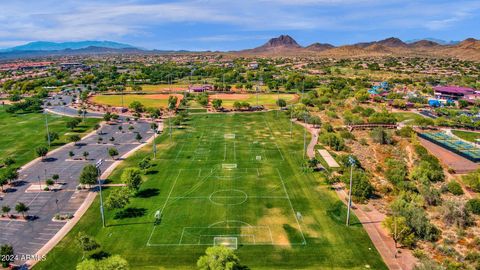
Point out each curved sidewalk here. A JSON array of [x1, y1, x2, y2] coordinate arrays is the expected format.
[[298, 121, 417, 270]]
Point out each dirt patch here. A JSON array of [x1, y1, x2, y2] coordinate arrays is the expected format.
[[255, 207, 291, 247]]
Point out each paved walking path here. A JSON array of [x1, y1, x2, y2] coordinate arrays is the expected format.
[[0, 94, 156, 267], [300, 121, 417, 270]]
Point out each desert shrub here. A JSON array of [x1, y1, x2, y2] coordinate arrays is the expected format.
[[396, 126, 415, 138], [384, 158, 408, 187], [447, 181, 464, 195], [319, 133, 345, 151], [341, 169, 374, 203], [466, 198, 480, 215], [441, 201, 473, 229], [370, 127, 394, 145], [462, 169, 480, 192], [391, 192, 440, 242], [419, 184, 442, 206]]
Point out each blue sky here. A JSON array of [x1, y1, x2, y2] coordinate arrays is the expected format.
[[1, 0, 479, 50]]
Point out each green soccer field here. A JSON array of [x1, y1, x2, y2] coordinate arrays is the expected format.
[[0, 106, 100, 167], [36, 112, 386, 270]]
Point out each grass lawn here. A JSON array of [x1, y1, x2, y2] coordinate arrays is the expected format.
[[392, 112, 427, 123], [126, 84, 190, 93], [452, 130, 480, 143], [0, 106, 100, 167], [91, 94, 184, 109], [35, 112, 386, 270], [210, 94, 299, 109]]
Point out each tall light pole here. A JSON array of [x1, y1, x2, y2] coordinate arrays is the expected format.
[[151, 123, 157, 159], [290, 109, 293, 139], [303, 115, 307, 159], [96, 159, 106, 228], [346, 156, 355, 226], [45, 112, 51, 148]]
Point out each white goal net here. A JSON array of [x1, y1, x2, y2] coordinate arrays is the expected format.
[[222, 164, 237, 169], [224, 134, 236, 139], [214, 237, 238, 250]]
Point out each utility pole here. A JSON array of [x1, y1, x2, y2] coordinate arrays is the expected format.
[[45, 112, 51, 148], [96, 159, 106, 228], [346, 156, 355, 226]]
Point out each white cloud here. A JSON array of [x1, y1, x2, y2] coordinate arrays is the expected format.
[[0, 0, 478, 45]]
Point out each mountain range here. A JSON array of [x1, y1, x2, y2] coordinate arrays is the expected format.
[[1, 36, 479, 61], [237, 35, 480, 61]]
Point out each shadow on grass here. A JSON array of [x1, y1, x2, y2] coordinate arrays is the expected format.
[[89, 250, 110, 260], [145, 170, 159, 175], [136, 188, 159, 198], [113, 207, 147, 220]]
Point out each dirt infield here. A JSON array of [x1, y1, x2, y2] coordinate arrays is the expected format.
[[419, 137, 479, 174]]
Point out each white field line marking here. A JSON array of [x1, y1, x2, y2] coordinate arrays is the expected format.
[[175, 143, 185, 160], [276, 168, 307, 245], [224, 142, 227, 161], [234, 141, 236, 161], [147, 170, 182, 246]]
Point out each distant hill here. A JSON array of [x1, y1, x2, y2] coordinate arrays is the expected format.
[[406, 38, 460, 45], [1, 41, 136, 52], [305, 43, 335, 51], [236, 35, 480, 61]]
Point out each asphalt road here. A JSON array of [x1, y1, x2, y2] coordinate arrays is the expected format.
[[0, 94, 154, 266]]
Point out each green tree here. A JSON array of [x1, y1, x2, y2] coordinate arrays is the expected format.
[[15, 202, 29, 218], [382, 216, 416, 248], [76, 255, 128, 270], [135, 133, 142, 142], [276, 98, 287, 108], [79, 164, 99, 186], [66, 118, 81, 130], [35, 146, 49, 160], [121, 168, 143, 192], [138, 157, 151, 172], [1, 205, 11, 218], [103, 112, 113, 122], [105, 188, 131, 209], [0, 244, 14, 268], [82, 151, 90, 160], [75, 232, 100, 260], [197, 246, 243, 270], [129, 101, 145, 113], [2, 156, 15, 167], [233, 101, 242, 111], [69, 135, 81, 146], [168, 96, 178, 111], [108, 148, 119, 160], [212, 99, 223, 110]]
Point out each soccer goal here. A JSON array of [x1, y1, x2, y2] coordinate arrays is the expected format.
[[224, 134, 236, 139], [222, 163, 237, 169], [214, 237, 238, 250]]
